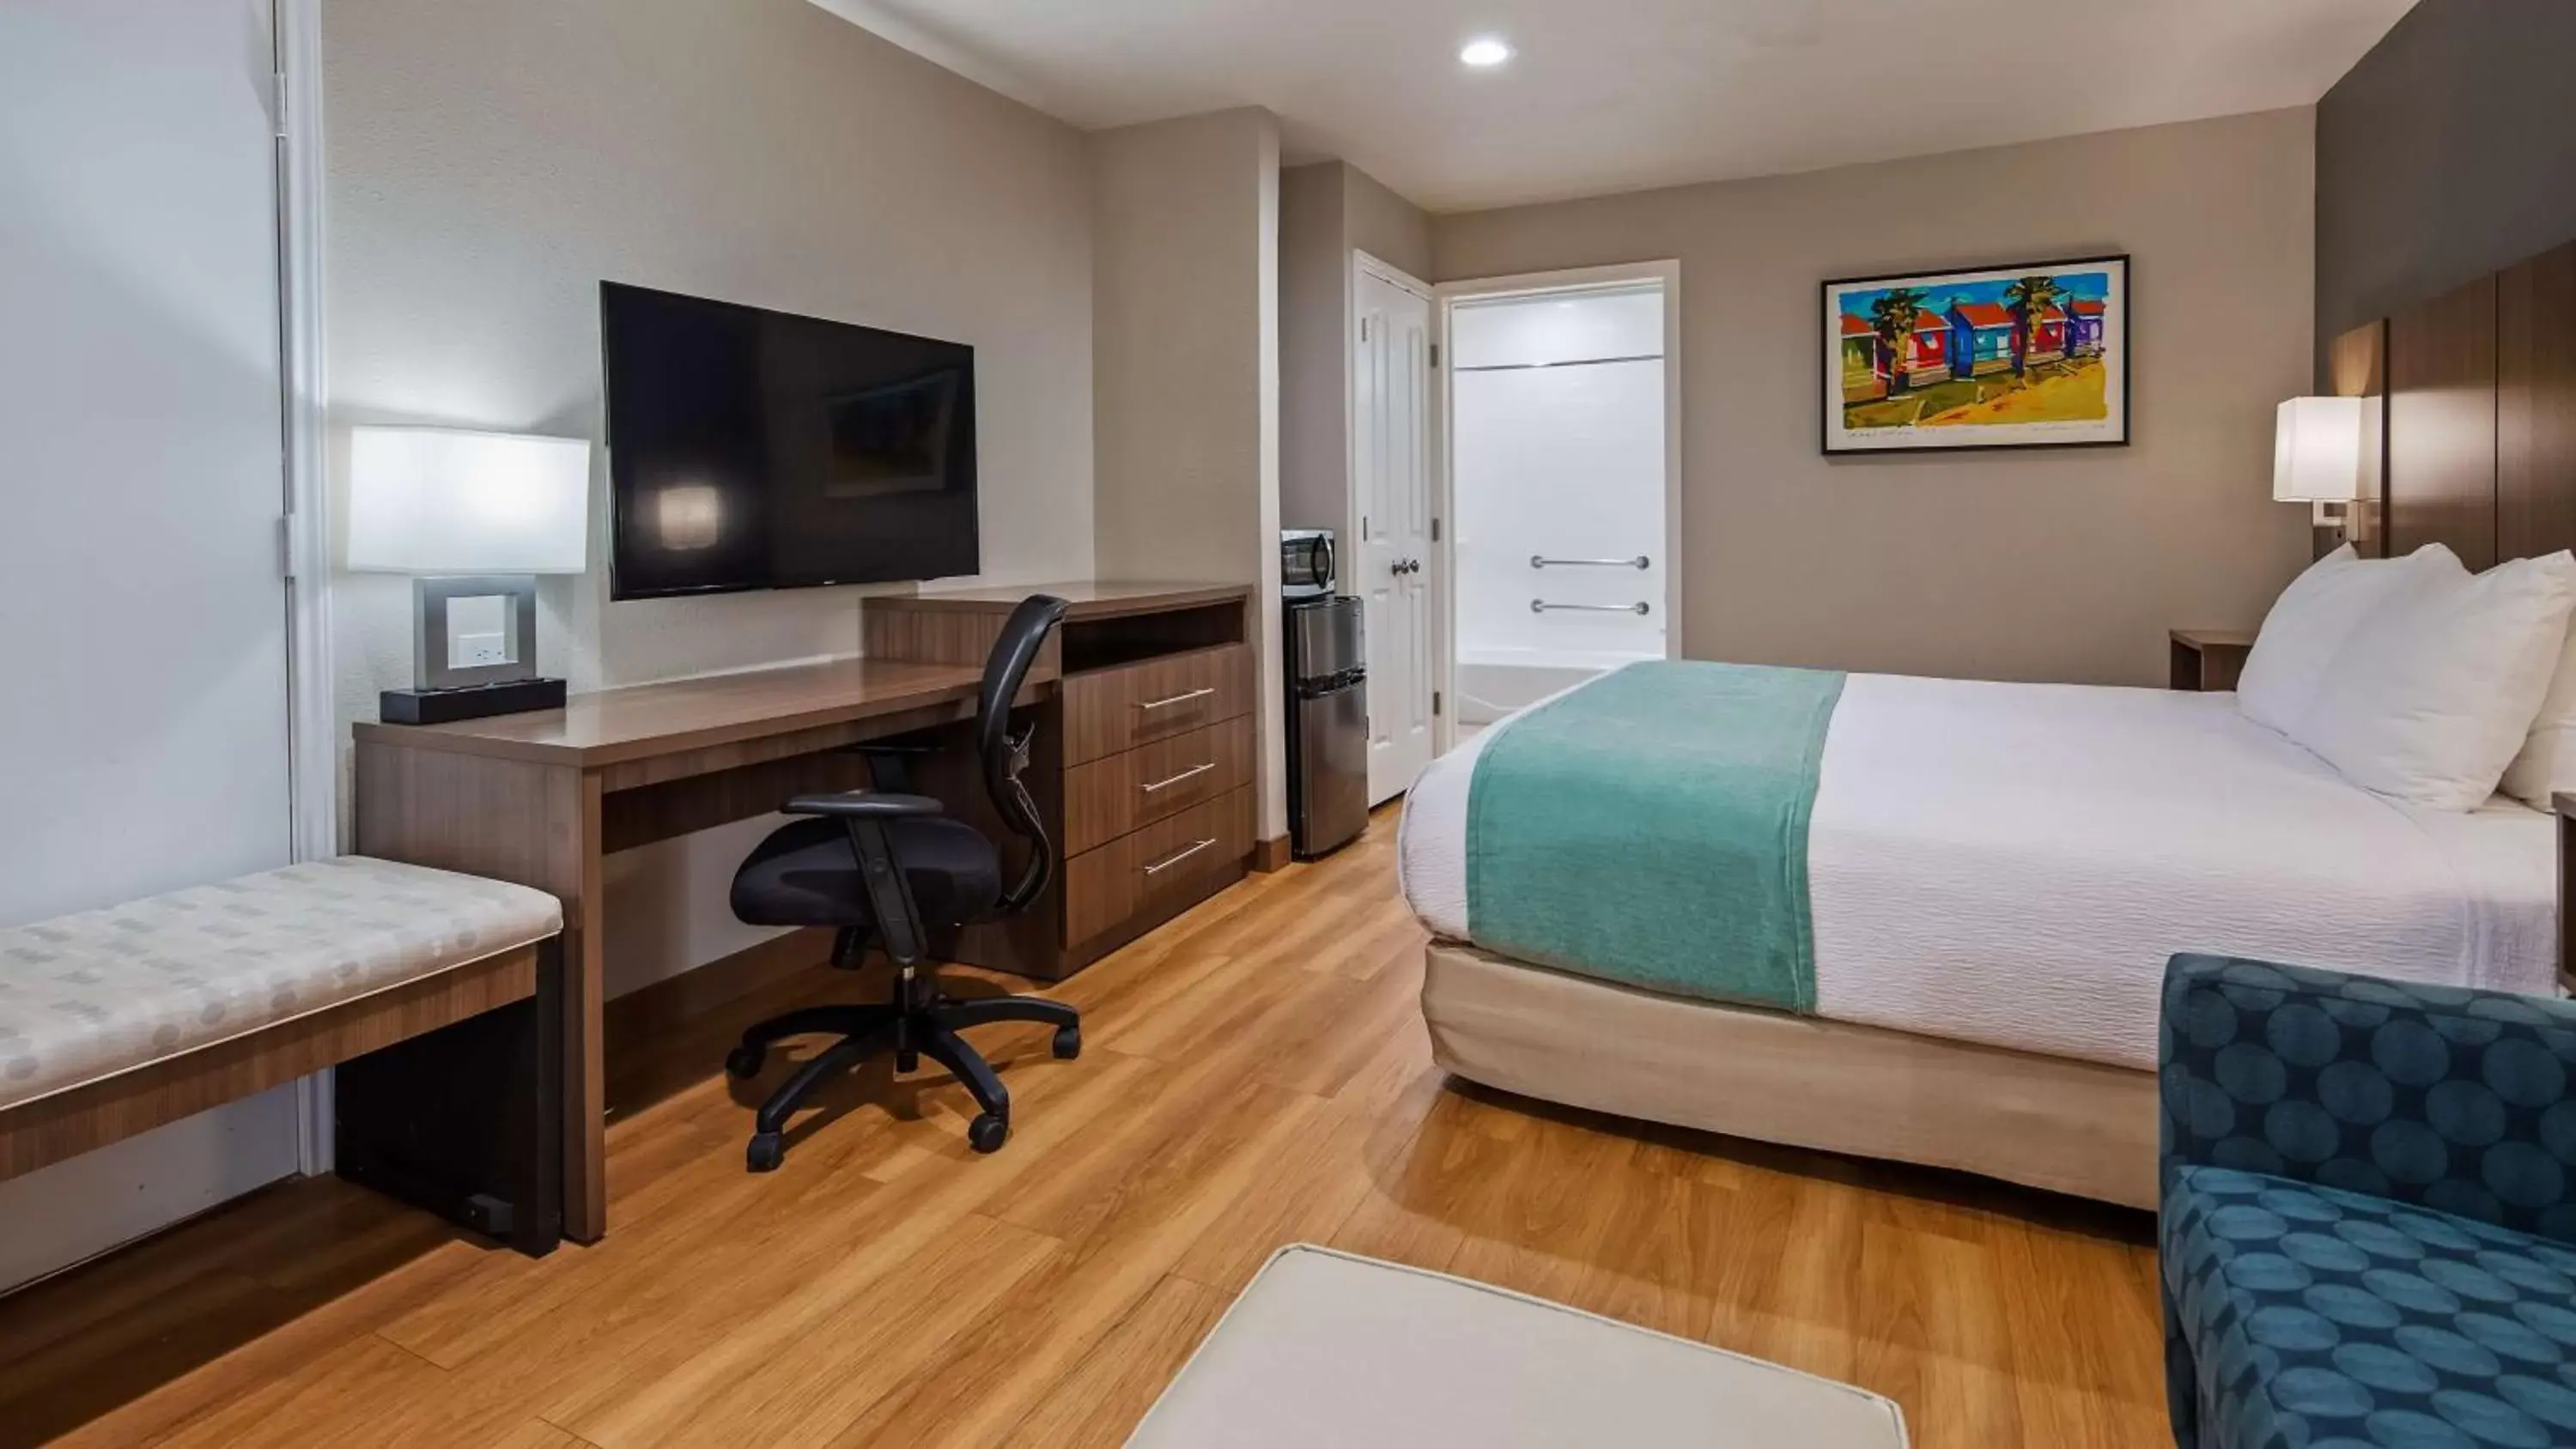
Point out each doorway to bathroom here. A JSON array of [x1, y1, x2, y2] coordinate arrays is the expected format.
[[1436, 263, 1680, 746]]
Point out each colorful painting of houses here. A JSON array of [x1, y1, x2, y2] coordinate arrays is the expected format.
[[1838, 309, 1953, 402], [1822, 258, 2127, 453]]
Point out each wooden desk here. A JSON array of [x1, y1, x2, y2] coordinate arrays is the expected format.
[[355, 582, 1252, 1241]]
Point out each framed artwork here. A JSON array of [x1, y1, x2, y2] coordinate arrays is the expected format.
[[1821, 254, 2128, 454]]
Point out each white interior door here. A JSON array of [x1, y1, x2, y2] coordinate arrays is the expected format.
[[1353, 260, 1434, 803], [0, 0, 301, 1289]]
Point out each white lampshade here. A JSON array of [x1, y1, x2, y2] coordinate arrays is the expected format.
[[346, 426, 592, 574], [2273, 397, 2366, 505]]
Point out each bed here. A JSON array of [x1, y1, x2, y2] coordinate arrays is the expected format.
[[1398, 669, 2557, 1208]]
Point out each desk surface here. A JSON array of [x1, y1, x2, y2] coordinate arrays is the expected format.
[[884, 579, 1249, 619], [355, 583, 1252, 771], [353, 657, 990, 769]]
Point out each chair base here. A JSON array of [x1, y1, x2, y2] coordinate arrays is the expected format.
[[727, 940, 1079, 1171]]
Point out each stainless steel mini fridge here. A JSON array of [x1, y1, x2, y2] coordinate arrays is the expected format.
[[1285, 595, 1369, 859]]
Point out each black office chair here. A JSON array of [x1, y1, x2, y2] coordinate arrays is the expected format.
[[723, 594, 1079, 1169]]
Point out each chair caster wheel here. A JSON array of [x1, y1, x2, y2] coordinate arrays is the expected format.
[[745, 1131, 784, 1173], [725, 1045, 765, 1080], [968, 1113, 1009, 1154], [1052, 1024, 1082, 1060]]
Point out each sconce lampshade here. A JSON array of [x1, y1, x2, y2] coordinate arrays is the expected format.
[[346, 426, 592, 574], [2272, 397, 2366, 506]]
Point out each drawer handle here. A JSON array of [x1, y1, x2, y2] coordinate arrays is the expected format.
[[1140, 761, 1217, 794], [1137, 687, 1217, 712], [1141, 837, 1218, 876]]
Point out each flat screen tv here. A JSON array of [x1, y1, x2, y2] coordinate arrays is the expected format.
[[600, 282, 979, 599]]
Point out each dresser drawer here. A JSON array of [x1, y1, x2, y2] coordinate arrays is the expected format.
[[1063, 785, 1254, 951], [1062, 718, 1254, 857], [1062, 644, 1252, 766]]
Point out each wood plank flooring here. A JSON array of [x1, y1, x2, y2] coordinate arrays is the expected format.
[[0, 808, 2166, 1447]]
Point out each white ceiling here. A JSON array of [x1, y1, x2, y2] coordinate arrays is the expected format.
[[811, 0, 2416, 213]]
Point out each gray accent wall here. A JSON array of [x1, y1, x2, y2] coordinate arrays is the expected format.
[[2317, 0, 2576, 374]]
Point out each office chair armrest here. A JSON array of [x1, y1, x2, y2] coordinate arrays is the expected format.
[[781, 791, 946, 820]]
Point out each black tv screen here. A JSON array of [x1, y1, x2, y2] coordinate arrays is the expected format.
[[600, 282, 980, 599]]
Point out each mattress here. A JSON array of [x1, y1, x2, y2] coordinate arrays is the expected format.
[[1399, 671, 2556, 1072]]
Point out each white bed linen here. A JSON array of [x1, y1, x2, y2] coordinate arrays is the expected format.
[[1397, 671, 2556, 1072]]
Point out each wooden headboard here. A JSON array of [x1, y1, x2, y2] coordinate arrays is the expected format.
[[2348, 238, 2576, 565]]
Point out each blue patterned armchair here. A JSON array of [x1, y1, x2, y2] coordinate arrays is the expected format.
[[2160, 954, 2576, 1448]]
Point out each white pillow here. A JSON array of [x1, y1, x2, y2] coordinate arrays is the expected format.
[[2237, 543, 2462, 734], [2293, 550, 2576, 810], [2501, 617, 2576, 809]]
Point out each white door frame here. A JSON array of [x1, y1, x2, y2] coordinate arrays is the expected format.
[[1430, 259, 1682, 755], [277, 0, 340, 1173]]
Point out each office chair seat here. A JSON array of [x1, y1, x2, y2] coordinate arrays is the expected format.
[[731, 815, 1002, 931]]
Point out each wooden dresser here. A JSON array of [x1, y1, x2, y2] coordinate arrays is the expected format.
[[863, 582, 1259, 975]]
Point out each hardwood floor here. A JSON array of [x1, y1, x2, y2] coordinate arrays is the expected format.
[[0, 807, 2166, 1447]]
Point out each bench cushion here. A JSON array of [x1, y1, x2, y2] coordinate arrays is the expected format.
[[1127, 1245, 1909, 1447], [0, 857, 561, 1113]]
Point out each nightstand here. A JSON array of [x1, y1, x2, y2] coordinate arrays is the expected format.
[[2169, 629, 2255, 692], [2555, 794, 2576, 996]]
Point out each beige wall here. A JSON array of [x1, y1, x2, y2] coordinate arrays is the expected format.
[[1432, 107, 2318, 686], [1345, 165, 1432, 282], [1279, 161, 1432, 535], [1090, 109, 1289, 840], [324, 0, 1097, 993]]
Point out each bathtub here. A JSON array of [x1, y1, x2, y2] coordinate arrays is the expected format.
[[1454, 646, 1662, 726]]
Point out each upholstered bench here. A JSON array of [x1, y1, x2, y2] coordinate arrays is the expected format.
[[0, 856, 565, 1252], [2160, 954, 2576, 1448], [1127, 1245, 1909, 1446]]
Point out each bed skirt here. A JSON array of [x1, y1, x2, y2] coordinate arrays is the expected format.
[[1420, 940, 2159, 1210]]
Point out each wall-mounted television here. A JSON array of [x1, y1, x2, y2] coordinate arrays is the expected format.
[[600, 282, 980, 599]]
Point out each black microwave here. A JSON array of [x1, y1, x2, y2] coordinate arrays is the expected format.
[[1281, 529, 1335, 598]]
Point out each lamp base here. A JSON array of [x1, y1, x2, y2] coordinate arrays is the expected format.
[[380, 677, 567, 725]]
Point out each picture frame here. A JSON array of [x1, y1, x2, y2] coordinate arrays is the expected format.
[[1820, 253, 2129, 455]]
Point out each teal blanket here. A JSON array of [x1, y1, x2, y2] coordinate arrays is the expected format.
[[1464, 661, 1846, 1012]]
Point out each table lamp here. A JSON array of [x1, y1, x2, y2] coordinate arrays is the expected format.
[[347, 425, 592, 724], [2274, 397, 2368, 547]]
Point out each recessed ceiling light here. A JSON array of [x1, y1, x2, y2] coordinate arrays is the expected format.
[[1458, 37, 1514, 69]]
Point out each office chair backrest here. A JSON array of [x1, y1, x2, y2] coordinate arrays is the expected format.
[[982, 594, 1070, 913]]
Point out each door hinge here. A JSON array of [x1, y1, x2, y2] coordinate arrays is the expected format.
[[1430, 518, 1441, 543], [277, 514, 296, 581], [1359, 316, 1371, 343], [1433, 691, 1443, 717], [271, 70, 289, 141], [1430, 342, 1441, 367]]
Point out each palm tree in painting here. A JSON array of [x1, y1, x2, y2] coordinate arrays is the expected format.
[[2002, 275, 2063, 377], [1867, 287, 1931, 394]]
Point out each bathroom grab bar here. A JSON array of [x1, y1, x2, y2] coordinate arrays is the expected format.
[[1532, 599, 1651, 615], [1531, 555, 1650, 570]]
